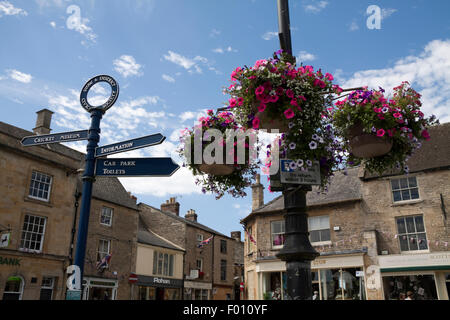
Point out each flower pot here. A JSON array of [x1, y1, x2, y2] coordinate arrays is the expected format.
[[255, 110, 290, 132], [348, 124, 393, 158], [198, 163, 235, 176]]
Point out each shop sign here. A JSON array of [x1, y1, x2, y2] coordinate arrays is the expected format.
[[137, 275, 183, 288], [0, 256, 20, 266]]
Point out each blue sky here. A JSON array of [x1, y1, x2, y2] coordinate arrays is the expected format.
[[1, 0, 449, 238]]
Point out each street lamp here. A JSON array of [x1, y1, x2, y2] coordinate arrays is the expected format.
[[273, 0, 320, 300]]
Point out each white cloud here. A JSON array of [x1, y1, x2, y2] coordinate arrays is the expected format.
[[349, 21, 359, 31], [340, 39, 450, 123], [0, 1, 28, 17], [210, 28, 221, 38], [262, 31, 278, 41], [304, 1, 328, 13], [162, 74, 175, 83], [163, 51, 217, 75], [113, 55, 143, 78], [6, 69, 32, 83], [179, 111, 195, 123], [212, 46, 237, 54], [50, 21, 56, 28], [297, 50, 316, 62]]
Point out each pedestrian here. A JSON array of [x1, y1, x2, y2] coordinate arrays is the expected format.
[[312, 291, 319, 300], [405, 291, 414, 300], [399, 292, 406, 300]]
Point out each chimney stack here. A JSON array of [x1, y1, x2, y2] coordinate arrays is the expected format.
[[33, 109, 54, 135], [230, 231, 241, 242], [160, 197, 180, 216], [185, 209, 198, 222], [251, 174, 264, 211]]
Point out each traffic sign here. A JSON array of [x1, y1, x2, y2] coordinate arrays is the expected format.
[[95, 157, 180, 177], [95, 133, 166, 157], [21, 130, 89, 146], [129, 273, 138, 284], [280, 159, 321, 185]]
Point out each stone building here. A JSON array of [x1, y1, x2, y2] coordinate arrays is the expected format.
[[138, 198, 244, 300], [134, 215, 185, 300], [0, 110, 139, 300], [241, 123, 450, 300]]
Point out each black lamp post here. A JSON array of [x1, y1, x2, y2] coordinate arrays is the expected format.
[[274, 0, 320, 300]]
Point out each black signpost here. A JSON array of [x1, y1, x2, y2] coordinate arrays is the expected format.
[[273, 0, 320, 300], [21, 74, 180, 300]]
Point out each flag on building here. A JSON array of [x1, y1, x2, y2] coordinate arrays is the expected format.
[[197, 236, 213, 248], [96, 254, 112, 270], [245, 230, 257, 244]]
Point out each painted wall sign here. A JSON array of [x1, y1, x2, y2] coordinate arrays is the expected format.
[[95, 133, 166, 157], [80, 75, 119, 112], [95, 157, 179, 177], [21, 130, 89, 146], [280, 160, 321, 185], [0, 256, 20, 266]]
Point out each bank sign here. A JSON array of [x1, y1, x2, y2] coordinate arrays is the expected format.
[[0, 256, 20, 266]]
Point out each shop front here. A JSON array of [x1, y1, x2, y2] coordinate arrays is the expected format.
[[137, 275, 183, 300], [82, 277, 118, 300], [255, 253, 367, 300], [183, 280, 212, 300], [378, 252, 450, 300]]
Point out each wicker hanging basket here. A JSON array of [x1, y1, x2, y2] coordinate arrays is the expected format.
[[348, 123, 393, 158]]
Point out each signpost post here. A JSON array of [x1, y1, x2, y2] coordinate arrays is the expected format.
[[273, 0, 320, 300], [22, 74, 180, 300]]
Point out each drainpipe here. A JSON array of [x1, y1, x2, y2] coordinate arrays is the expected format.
[[69, 189, 81, 265]]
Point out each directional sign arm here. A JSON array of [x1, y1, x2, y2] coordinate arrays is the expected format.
[[21, 130, 89, 146], [95, 157, 179, 177], [95, 134, 166, 157]]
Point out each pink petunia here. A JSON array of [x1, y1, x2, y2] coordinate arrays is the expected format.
[[255, 86, 265, 95], [258, 103, 267, 113], [269, 95, 279, 103], [393, 112, 402, 118], [325, 73, 334, 81], [252, 117, 260, 129], [290, 99, 298, 107], [276, 87, 284, 96], [373, 107, 382, 113], [229, 98, 237, 108], [284, 108, 295, 119], [421, 130, 430, 140], [286, 89, 294, 98], [237, 97, 244, 106], [377, 114, 385, 120], [376, 129, 385, 137]]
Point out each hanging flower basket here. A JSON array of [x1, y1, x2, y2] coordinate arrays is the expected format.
[[347, 122, 393, 158], [333, 82, 439, 175], [224, 51, 343, 134], [225, 51, 346, 189], [177, 110, 259, 199]]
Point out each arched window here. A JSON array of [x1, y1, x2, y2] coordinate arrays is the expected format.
[[3, 276, 24, 300]]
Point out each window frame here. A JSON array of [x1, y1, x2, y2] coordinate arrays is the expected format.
[[220, 259, 227, 281], [308, 215, 331, 245], [19, 214, 47, 253], [40, 277, 55, 300], [152, 250, 174, 277], [270, 220, 286, 249], [28, 171, 53, 202], [197, 234, 203, 242], [196, 259, 203, 272], [390, 176, 420, 203], [220, 239, 227, 254], [395, 215, 428, 252], [97, 239, 111, 262], [3, 275, 25, 300], [100, 207, 114, 227]]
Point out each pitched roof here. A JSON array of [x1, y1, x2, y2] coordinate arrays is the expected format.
[[241, 166, 363, 223], [138, 216, 184, 251], [138, 203, 231, 239], [362, 122, 450, 179]]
